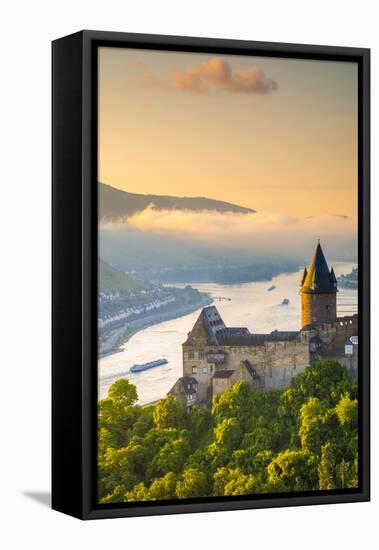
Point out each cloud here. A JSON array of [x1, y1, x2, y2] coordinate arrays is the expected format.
[[125, 205, 349, 237], [138, 57, 278, 95], [101, 206, 357, 260], [138, 70, 166, 89]]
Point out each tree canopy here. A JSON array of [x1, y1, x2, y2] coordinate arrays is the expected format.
[[98, 359, 358, 503]]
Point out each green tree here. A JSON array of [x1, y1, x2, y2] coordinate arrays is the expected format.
[[208, 417, 242, 467], [98, 380, 140, 449], [185, 448, 212, 479], [335, 394, 358, 429], [188, 406, 212, 448], [125, 482, 150, 502], [176, 468, 208, 498], [148, 472, 177, 500], [318, 443, 336, 490], [146, 435, 191, 479], [350, 457, 359, 488], [336, 458, 350, 489], [212, 381, 252, 431], [153, 395, 186, 430], [108, 378, 138, 406], [267, 450, 318, 492], [213, 467, 255, 496], [131, 406, 154, 437], [98, 398, 140, 448], [291, 360, 355, 407], [98, 446, 139, 499], [241, 426, 275, 455], [299, 397, 338, 456], [99, 484, 129, 504]]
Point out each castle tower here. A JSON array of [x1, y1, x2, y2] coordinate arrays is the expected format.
[[300, 241, 337, 329]]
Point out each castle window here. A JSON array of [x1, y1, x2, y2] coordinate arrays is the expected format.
[[325, 305, 329, 310], [188, 351, 195, 360], [210, 365, 213, 373], [202, 366, 208, 374], [199, 351, 205, 360], [192, 366, 197, 374]]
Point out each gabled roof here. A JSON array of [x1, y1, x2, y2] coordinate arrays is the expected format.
[[183, 305, 226, 345], [217, 329, 299, 346], [183, 305, 299, 347], [301, 241, 337, 294], [216, 327, 250, 343], [213, 370, 234, 379], [168, 376, 198, 396]]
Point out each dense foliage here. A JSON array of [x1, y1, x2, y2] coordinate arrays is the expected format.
[[98, 360, 358, 503]]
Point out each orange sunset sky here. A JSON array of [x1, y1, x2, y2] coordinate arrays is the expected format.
[[98, 47, 358, 220]]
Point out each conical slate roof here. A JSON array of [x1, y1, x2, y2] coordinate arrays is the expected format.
[[301, 242, 337, 294]]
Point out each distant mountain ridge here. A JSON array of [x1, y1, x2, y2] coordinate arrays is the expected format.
[[99, 182, 255, 221]]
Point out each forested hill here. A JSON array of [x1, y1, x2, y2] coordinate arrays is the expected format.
[[99, 182, 255, 222], [99, 258, 149, 292]]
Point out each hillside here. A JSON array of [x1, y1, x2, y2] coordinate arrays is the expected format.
[[99, 259, 149, 293], [99, 182, 255, 221], [337, 266, 358, 289]]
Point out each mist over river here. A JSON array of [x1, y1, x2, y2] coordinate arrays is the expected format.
[[98, 262, 357, 404]]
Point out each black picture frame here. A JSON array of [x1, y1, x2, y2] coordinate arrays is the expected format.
[[52, 30, 370, 520]]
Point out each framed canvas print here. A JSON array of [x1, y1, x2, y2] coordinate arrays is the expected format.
[[52, 31, 370, 519]]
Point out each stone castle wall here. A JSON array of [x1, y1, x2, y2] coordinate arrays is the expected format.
[[183, 336, 311, 400], [182, 314, 358, 403], [306, 315, 358, 378]]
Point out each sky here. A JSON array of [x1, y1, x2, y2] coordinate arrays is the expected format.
[[98, 46, 358, 220]]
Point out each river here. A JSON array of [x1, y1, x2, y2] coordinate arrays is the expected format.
[[98, 262, 357, 404]]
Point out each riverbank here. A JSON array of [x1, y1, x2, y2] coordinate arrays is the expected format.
[[99, 293, 212, 358], [98, 262, 358, 403]]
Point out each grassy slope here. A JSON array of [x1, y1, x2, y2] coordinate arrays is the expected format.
[[99, 258, 149, 292]]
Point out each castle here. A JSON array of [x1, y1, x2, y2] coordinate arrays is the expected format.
[[168, 242, 358, 408]]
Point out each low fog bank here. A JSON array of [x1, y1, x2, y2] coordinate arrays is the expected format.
[[100, 207, 356, 273], [99, 211, 356, 284]]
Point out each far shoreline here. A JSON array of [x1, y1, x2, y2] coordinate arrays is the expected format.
[[98, 293, 212, 360], [98, 260, 357, 361]]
